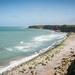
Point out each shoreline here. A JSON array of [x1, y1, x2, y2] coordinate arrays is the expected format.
[[2, 32, 75, 75], [0, 31, 67, 74]]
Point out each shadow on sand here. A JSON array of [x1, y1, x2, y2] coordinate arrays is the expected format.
[[66, 59, 75, 75]]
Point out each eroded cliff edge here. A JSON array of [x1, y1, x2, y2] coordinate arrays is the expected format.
[[29, 25, 75, 32]]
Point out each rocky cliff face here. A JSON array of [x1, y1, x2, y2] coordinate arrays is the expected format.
[[29, 25, 75, 32], [54, 53, 75, 75], [29, 25, 44, 29]]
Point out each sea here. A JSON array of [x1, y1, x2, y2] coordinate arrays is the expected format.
[[0, 27, 67, 74]]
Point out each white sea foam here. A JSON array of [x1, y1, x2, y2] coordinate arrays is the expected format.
[[15, 46, 30, 50], [20, 41, 24, 44], [0, 53, 39, 74], [56, 35, 67, 44], [38, 36, 67, 55], [35, 42, 39, 43], [39, 41, 57, 54], [56, 35, 66, 39], [34, 34, 65, 42], [34, 35, 54, 42], [35, 52, 38, 54], [5, 48, 13, 52]]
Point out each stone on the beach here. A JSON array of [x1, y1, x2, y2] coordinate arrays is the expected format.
[[70, 51, 74, 54]]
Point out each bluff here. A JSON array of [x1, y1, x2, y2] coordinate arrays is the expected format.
[[29, 25, 75, 32]]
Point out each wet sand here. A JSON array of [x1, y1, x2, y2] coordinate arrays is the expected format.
[[2, 32, 75, 75]]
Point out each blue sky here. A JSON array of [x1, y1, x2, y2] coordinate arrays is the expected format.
[[0, 0, 75, 27]]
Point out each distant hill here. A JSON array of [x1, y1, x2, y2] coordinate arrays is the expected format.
[[29, 25, 75, 32]]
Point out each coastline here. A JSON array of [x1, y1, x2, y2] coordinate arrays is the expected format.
[[2, 32, 75, 75]]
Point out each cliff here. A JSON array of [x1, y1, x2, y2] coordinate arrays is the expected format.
[[29, 25, 75, 32], [54, 53, 75, 75], [29, 25, 44, 29]]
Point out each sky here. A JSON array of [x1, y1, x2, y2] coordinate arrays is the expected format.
[[0, 0, 75, 27]]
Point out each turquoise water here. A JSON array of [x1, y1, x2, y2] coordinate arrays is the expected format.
[[0, 27, 67, 72]]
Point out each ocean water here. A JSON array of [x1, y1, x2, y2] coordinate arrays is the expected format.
[[0, 27, 67, 73]]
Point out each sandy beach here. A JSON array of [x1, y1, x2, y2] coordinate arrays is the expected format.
[[2, 32, 75, 75]]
